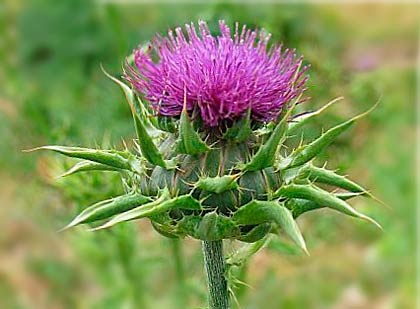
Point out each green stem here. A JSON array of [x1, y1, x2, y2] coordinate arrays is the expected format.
[[202, 240, 230, 309], [170, 238, 187, 308]]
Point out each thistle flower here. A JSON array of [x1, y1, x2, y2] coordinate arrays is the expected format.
[[124, 21, 308, 127], [30, 20, 380, 309]]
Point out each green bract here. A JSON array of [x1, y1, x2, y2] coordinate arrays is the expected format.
[[29, 71, 381, 254]]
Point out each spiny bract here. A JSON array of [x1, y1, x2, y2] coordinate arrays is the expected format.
[[30, 21, 380, 254]]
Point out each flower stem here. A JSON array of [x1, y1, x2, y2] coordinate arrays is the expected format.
[[202, 240, 230, 309]]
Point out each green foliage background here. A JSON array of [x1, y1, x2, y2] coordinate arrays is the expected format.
[[0, 1, 417, 308]]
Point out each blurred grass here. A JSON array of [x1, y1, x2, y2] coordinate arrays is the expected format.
[[0, 1, 418, 308]]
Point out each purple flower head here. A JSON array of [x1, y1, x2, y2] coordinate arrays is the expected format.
[[124, 20, 308, 127]]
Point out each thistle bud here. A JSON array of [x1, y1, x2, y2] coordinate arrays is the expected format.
[[32, 20, 380, 255]]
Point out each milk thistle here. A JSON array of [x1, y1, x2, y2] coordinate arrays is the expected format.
[[30, 21, 380, 309]]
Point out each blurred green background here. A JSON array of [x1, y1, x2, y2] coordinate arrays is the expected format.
[[0, 1, 417, 308]]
